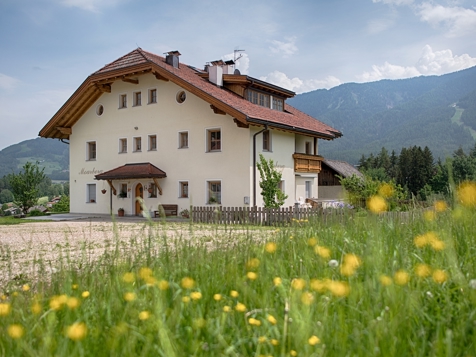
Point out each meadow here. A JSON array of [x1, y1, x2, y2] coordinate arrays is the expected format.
[[1, 184, 476, 356]]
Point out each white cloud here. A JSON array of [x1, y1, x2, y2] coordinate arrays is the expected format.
[[222, 53, 250, 75], [372, 0, 414, 5], [260, 71, 341, 93], [269, 37, 298, 58], [417, 2, 476, 37], [357, 45, 476, 81], [0, 73, 20, 90], [59, 0, 126, 13]]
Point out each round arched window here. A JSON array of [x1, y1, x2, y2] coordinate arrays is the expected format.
[[96, 104, 104, 116], [176, 91, 186, 104]]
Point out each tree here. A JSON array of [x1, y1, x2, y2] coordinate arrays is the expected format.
[[257, 154, 288, 208], [7, 162, 46, 214], [0, 189, 14, 204]]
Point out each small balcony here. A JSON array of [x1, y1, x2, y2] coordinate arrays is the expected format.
[[293, 153, 323, 173]]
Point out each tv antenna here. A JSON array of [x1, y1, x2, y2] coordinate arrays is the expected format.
[[234, 48, 245, 62]]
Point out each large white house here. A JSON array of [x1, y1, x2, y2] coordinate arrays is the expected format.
[[39, 49, 342, 216]]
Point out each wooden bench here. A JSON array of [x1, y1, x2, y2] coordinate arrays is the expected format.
[[154, 204, 178, 217]]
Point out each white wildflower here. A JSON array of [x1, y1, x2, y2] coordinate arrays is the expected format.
[[328, 259, 339, 268]]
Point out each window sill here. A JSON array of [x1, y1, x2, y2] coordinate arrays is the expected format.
[[86, 159, 96, 161], [179, 196, 189, 199], [148, 149, 157, 152], [119, 151, 127, 154], [133, 151, 142, 153], [132, 105, 142, 107], [147, 102, 157, 105], [118, 107, 127, 110], [206, 150, 222, 153]]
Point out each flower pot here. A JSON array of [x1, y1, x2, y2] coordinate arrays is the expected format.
[[101, 189, 107, 194], [118, 209, 125, 217]]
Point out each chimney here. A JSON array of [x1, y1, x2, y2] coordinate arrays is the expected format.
[[208, 64, 223, 86], [165, 50, 181, 68]]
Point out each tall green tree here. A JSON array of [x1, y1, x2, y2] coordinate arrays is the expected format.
[[257, 154, 288, 208], [8, 162, 46, 214]]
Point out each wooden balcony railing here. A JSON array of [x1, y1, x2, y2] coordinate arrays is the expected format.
[[293, 153, 323, 173]]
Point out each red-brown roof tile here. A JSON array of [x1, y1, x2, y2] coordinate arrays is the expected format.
[[95, 163, 166, 180]]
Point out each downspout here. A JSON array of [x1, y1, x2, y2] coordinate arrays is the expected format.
[[253, 125, 268, 207]]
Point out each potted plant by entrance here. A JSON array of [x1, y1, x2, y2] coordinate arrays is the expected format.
[[180, 208, 190, 218], [118, 208, 125, 217]]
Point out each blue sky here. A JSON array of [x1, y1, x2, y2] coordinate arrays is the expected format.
[[1, 0, 475, 150]]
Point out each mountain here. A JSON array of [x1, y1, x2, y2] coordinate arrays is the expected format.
[[0, 138, 69, 180], [289, 66, 476, 164]]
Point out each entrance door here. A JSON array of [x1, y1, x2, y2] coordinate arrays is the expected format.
[[135, 183, 143, 216]]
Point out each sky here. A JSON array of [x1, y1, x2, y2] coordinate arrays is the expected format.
[[0, 0, 475, 151]]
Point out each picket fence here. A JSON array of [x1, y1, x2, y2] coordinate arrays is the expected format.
[[190, 206, 420, 226]]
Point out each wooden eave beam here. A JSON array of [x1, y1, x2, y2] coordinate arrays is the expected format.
[[153, 72, 169, 82], [234, 118, 249, 128], [210, 105, 226, 115], [122, 77, 139, 84], [152, 178, 163, 196], [56, 127, 72, 135], [95, 83, 111, 93], [62, 89, 102, 129], [107, 180, 117, 195]]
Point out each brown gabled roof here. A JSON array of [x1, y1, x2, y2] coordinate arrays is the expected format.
[[323, 159, 364, 179], [95, 163, 166, 180], [39, 48, 342, 140]]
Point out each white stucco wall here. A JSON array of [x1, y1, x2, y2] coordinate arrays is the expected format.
[[69, 73, 252, 215]]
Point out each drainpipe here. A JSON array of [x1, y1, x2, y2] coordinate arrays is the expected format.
[[253, 125, 268, 207]]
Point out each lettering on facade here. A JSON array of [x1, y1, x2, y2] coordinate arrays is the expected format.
[[78, 168, 104, 175], [275, 165, 285, 169]]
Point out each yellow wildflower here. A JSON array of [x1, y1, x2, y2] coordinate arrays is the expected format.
[[72, 284, 78, 290], [190, 291, 202, 301], [273, 277, 282, 287], [138, 267, 153, 280], [434, 200, 447, 212], [301, 292, 314, 305], [310, 279, 327, 293], [247, 272, 258, 280], [415, 264, 432, 278], [308, 335, 321, 346], [182, 296, 190, 303], [394, 270, 410, 286], [139, 310, 150, 320], [291, 278, 306, 290], [123, 292, 136, 302], [81, 291, 90, 299], [7, 324, 24, 339], [290, 350, 298, 356], [181, 277, 195, 289], [414, 234, 428, 248], [367, 195, 387, 213], [432, 269, 448, 284], [230, 290, 239, 298], [0, 303, 11, 316], [213, 294, 222, 301], [193, 318, 206, 329], [267, 314, 277, 325], [235, 302, 246, 312], [271, 339, 279, 346], [122, 272, 135, 283], [424, 210, 435, 221], [308, 237, 318, 246], [22, 284, 30, 292], [66, 297, 80, 310], [223, 305, 231, 312], [457, 181, 476, 207], [31, 302, 42, 315], [50, 295, 66, 311], [327, 281, 350, 297], [340, 254, 361, 276], [430, 239, 445, 251], [315, 245, 331, 259], [379, 275, 392, 286], [378, 183, 394, 198], [158, 280, 169, 290], [265, 242, 277, 253], [258, 336, 267, 343], [248, 317, 261, 326], [66, 322, 87, 341], [246, 258, 260, 269]]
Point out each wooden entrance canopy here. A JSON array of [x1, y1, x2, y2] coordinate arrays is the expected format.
[[95, 162, 166, 195]]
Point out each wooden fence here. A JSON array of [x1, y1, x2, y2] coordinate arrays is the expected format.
[[191, 206, 351, 226], [191, 206, 422, 226]]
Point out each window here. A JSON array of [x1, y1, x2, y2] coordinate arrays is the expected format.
[[148, 135, 157, 151], [207, 129, 221, 152], [272, 97, 284, 111], [208, 181, 221, 204], [259, 93, 270, 108], [305, 181, 312, 199], [278, 180, 285, 194], [263, 130, 271, 151], [247, 89, 270, 108], [149, 89, 157, 104], [247, 90, 258, 104], [133, 92, 141, 106], [119, 138, 127, 153], [87, 141, 96, 160], [120, 183, 128, 197], [179, 131, 188, 148], [179, 181, 189, 198], [96, 104, 104, 116], [176, 90, 186, 104], [305, 141, 312, 155], [119, 94, 127, 109], [148, 183, 157, 198], [133, 137, 142, 152], [87, 184, 96, 203]]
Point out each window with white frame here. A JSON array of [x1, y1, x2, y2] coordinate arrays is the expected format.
[[148, 135, 157, 151], [207, 129, 221, 152], [119, 94, 127, 109], [133, 137, 141, 152], [148, 89, 157, 104], [119, 138, 127, 153], [208, 181, 221, 204], [179, 131, 188, 148], [133, 91, 142, 106], [305, 141, 312, 155], [148, 183, 157, 198], [87, 141, 96, 161], [119, 183, 128, 197], [179, 181, 189, 198], [305, 181, 312, 199], [87, 184, 96, 203], [263, 130, 271, 151], [278, 180, 285, 194]]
